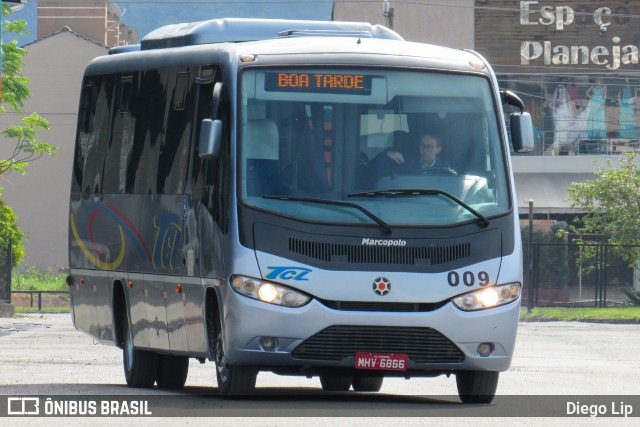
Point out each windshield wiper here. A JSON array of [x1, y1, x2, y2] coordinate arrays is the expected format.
[[348, 189, 490, 229], [262, 195, 393, 235]]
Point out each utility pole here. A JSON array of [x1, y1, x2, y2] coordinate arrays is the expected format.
[[383, 0, 395, 29], [527, 199, 534, 313]]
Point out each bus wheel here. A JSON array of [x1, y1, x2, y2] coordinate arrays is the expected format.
[[352, 376, 383, 392], [213, 314, 257, 398], [455, 370, 499, 404], [319, 375, 352, 392], [122, 310, 158, 388], [156, 355, 189, 389]]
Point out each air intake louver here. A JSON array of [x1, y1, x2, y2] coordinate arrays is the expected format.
[[292, 325, 465, 363], [289, 238, 470, 265]]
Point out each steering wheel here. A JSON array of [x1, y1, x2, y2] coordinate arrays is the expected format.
[[421, 167, 457, 176]]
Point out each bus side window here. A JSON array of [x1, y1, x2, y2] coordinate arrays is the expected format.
[[103, 74, 136, 194], [73, 80, 96, 193], [158, 69, 194, 194], [77, 75, 114, 196]]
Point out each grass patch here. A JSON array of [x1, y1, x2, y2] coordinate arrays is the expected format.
[[520, 307, 640, 323], [11, 267, 67, 291]]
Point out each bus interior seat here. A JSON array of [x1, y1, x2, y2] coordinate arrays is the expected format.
[[245, 119, 281, 196]]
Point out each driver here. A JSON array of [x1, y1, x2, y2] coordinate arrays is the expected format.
[[385, 133, 455, 174]]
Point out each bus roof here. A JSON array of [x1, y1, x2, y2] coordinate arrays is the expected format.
[[96, 19, 488, 76], [139, 18, 403, 51]]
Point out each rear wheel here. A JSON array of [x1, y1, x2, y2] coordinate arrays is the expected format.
[[211, 310, 257, 398], [156, 354, 189, 389], [352, 376, 383, 392], [319, 375, 353, 392], [122, 310, 158, 388], [456, 370, 499, 404]]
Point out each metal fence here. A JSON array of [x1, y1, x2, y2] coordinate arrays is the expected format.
[[10, 290, 70, 311], [0, 240, 11, 303], [523, 242, 639, 307]]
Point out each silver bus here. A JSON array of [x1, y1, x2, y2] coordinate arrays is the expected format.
[[68, 18, 533, 403]]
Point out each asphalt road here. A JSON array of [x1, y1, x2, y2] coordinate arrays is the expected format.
[[0, 314, 639, 425]]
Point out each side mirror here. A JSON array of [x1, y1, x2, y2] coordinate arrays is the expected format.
[[199, 119, 222, 160], [501, 90, 525, 112], [511, 112, 534, 153]]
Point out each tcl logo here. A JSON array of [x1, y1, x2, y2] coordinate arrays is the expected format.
[[265, 266, 312, 281]]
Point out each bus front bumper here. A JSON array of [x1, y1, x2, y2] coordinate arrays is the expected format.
[[221, 290, 520, 374]]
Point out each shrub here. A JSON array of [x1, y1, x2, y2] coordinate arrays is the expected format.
[[0, 194, 24, 269]]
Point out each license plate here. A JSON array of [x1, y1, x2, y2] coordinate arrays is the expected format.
[[355, 352, 408, 371]]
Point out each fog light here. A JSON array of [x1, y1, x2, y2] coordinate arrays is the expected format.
[[260, 336, 277, 351], [478, 342, 494, 357]]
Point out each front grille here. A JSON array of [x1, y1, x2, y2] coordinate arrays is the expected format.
[[289, 238, 471, 266], [292, 325, 465, 364], [319, 300, 448, 312]]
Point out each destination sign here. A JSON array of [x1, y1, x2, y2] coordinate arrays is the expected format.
[[264, 72, 373, 94]]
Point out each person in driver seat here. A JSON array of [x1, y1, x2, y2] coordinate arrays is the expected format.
[[385, 133, 455, 174]]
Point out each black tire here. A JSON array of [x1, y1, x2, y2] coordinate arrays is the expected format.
[[211, 310, 257, 398], [352, 376, 383, 392], [122, 310, 158, 388], [456, 370, 499, 404], [319, 375, 353, 392], [156, 354, 189, 389]]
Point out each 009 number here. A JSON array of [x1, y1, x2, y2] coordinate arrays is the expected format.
[[447, 271, 489, 287]]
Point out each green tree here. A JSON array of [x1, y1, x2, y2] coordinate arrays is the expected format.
[[0, 193, 23, 267], [0, 4, 56, 269], [522, 222, 568, 289], [1, 4, 55, 177], [566, 152, 640, 267]]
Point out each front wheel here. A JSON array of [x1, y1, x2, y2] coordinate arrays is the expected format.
[[455, 370, 499, 404], [122, 310, 158, 388], [212, 312, 257, 398]]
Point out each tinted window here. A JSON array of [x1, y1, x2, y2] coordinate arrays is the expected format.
[[74, 75, 114, 195]]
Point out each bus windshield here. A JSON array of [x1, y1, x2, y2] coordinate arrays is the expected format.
[[240, 67, 509, 227]]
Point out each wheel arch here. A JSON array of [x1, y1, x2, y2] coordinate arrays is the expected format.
[[204, 286, 221, 360], [112, 279, 127, 349]]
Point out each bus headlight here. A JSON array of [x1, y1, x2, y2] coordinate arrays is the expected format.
[[452, 283, 521, 311], [231, 275, 311, 307]]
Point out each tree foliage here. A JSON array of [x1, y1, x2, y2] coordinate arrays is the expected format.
[[1, 4, 56, 177], [566, 152, 640, 266], [0, 5, 56, 269], [522, 222, 568, 289], [0, 193, 24, 268]]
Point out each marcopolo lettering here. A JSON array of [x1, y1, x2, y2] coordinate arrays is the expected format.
[[361, 238, 407, 247]]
